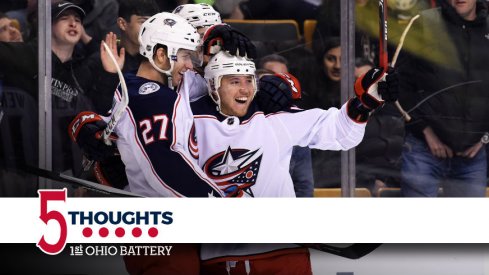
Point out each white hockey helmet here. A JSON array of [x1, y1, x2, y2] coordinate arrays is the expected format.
[[387, 0, 418, 11], [204, 51, 257, 113], [172, 3, 222, 29], [138, 12, 201, 77]]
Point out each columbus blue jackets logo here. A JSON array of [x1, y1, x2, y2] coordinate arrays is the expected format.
[[139, 82, 160, 95], [164, 18, 177, 27], [202, 147, 263, 197]]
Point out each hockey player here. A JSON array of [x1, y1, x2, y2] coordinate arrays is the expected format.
[[182, 51, 398, 197], [173, 50, 399, 273], [69, 12, 225, 198]]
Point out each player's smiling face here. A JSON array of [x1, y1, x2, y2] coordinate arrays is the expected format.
[[218, 75, 255, 117], [171, 49, 195, 87]]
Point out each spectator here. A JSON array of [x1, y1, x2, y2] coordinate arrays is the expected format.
[[0, 1, 118, 176], [0, 0, 28, 32], [398, 0, 489, 197], [258, 54, 289, 74], [70, 0, 120, 43], [258, 53, 315, 197], [116, 0, 159, 72], [300, 37, 342, 188], [303, 37, 341, 111], [313, 0, 378, 65], [0, 12, 23, 42]]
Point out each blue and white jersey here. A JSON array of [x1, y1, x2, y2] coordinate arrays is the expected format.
[[180, 71, 366, 198], [110, 72, 223, 197]]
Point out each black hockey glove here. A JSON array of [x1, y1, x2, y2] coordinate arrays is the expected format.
[[202, 23, 257, 59], [94, 156, 129, 190], [256, 73, 302, 114], [377, 67, 399, 103], [68, 111, 118, 161]]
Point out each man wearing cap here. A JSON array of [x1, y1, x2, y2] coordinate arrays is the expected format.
[[0, 0, 118, 180]]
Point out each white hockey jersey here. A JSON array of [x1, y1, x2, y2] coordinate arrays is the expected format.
[[177, 71, 367, 263], [180, 71, 366, 198]]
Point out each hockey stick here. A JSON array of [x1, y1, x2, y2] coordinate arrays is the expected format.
[[80, 41, 129, 174], [101, 41, 129, 146], [390, 14, 420, 122], [378, 0, 388, 72], [300, 243, 381, 259], [22, 166, 141, 197]]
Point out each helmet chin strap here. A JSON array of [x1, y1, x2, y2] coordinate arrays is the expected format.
[[210, 91, 229, 117], [208, 76, 231, 117]]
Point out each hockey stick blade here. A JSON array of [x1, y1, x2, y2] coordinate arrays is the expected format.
[[21, 166, 141, 197], [301, 243, 381, 259]]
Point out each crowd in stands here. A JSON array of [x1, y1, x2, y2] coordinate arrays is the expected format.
[[1, 0, 488, 198]]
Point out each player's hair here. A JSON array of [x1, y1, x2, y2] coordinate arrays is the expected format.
[[118, 0, 159, 21], [258, 54, 289, 69], [320, 36, 341, 62]]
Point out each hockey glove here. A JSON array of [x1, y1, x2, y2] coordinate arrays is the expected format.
[[94, 156, 129, 190], [354, 67, 386, 110], [202, 24, 257, 59], [348, 67, 391, 123], [68, 111, 118, 161], [256, 73, 302, 114], [378, 67, 399, 103]]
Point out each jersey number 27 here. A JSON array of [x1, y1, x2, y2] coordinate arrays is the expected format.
[[139, 114, 169, 145]]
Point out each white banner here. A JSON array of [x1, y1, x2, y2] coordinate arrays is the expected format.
[[1, 193, 489, 248]]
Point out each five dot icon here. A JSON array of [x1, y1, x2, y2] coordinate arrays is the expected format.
[[82, 227, 159, 238]]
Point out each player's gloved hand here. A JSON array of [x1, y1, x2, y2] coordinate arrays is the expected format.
[[202, 23, 257, 59], [94, 156, 129, 190], [354, 67, 386, 110], [68, 111, 118, 161], [378, 67, 399, 103], [348, 67, 399, 122], [255, 73, 302, 114]]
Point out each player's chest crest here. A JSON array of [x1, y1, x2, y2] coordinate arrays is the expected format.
[[202, 147, 263, 197]]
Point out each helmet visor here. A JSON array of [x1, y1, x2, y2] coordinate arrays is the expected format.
[[189, 45, 204, 67]]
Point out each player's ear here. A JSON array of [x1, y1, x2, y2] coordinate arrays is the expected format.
[[155, 47, 168, 62], [154, 47, 170, 69]]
